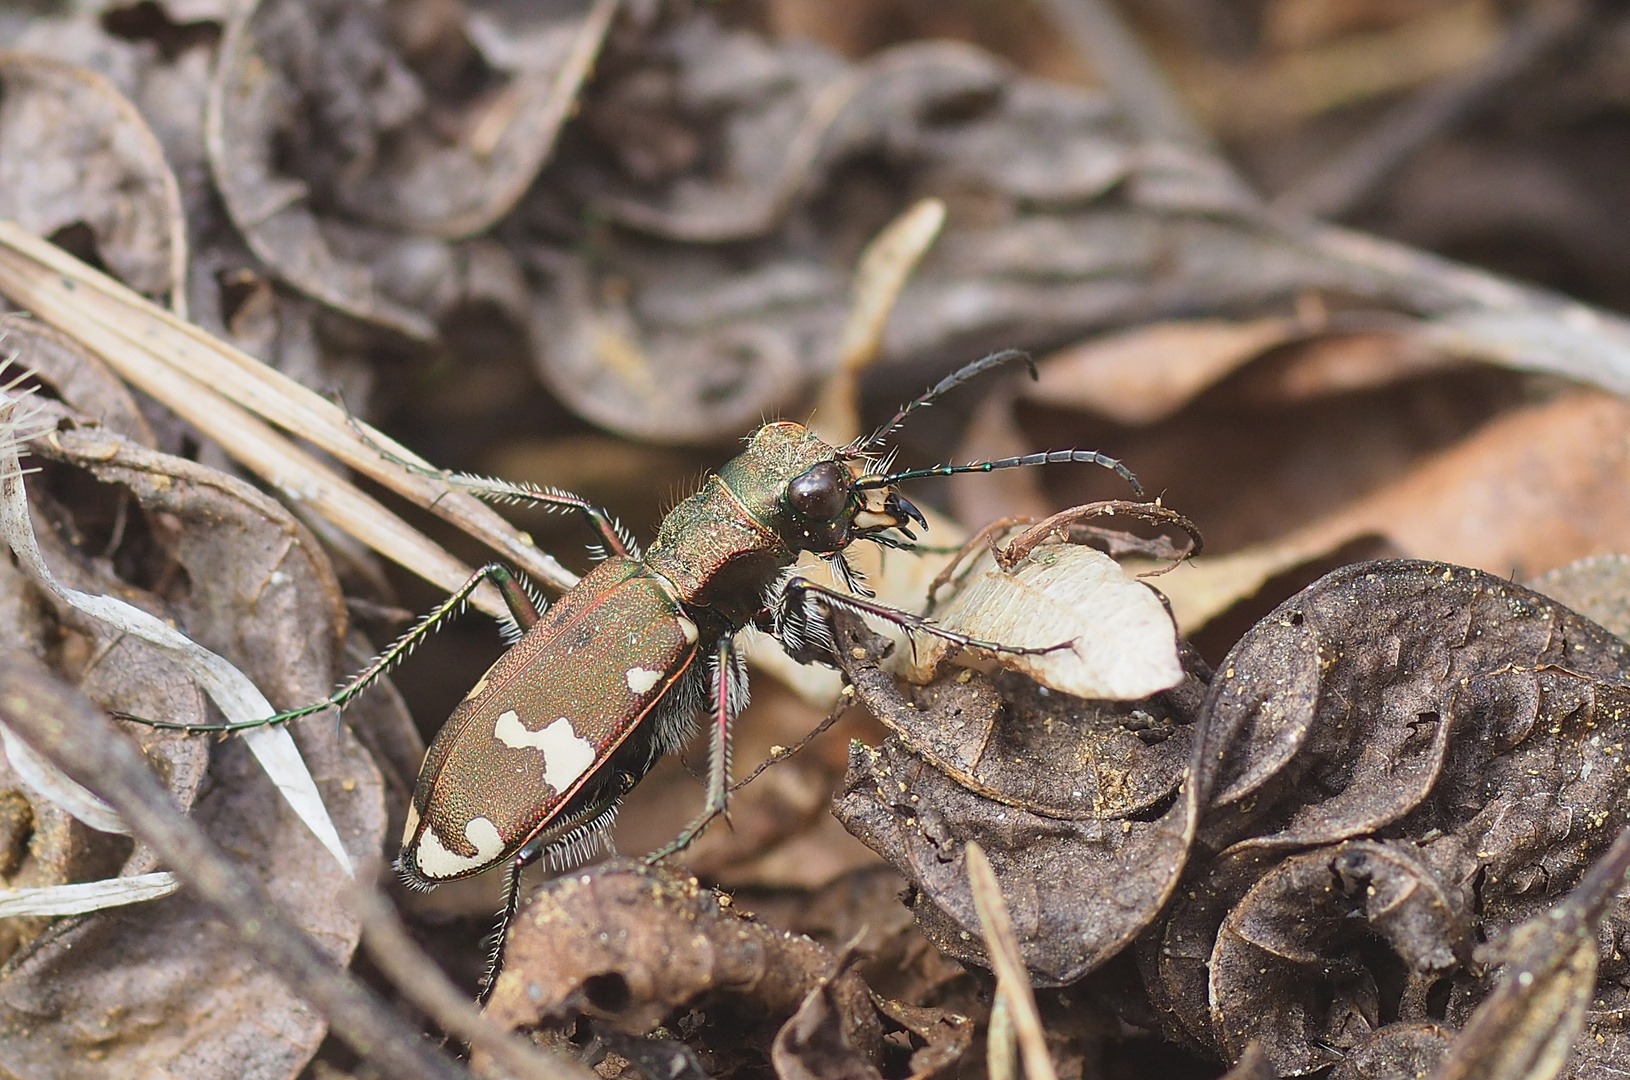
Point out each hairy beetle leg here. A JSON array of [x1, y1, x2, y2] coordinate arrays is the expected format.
[[468, 786, 626, 1007], [645, 637, 744, 863], [120, 562, 539, 733], [475, 851, 534, 1008], [346, 415, 639, 560]]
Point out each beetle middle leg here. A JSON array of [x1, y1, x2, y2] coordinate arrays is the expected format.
[[644, 637, 748, 863]]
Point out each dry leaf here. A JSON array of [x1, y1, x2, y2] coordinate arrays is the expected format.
[[909, 540, 1182, 701]]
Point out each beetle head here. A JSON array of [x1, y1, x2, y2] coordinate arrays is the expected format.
[[719, 422, 926, 556], [783, 455, 927, 553]]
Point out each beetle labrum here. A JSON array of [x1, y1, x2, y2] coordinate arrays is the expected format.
[[138, 350, 1140, 996]]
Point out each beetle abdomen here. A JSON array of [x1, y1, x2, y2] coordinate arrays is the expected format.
[[399, 558, 701, 887]]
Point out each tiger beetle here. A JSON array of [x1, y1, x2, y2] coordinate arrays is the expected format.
[[139, 349, 1140, 1001]]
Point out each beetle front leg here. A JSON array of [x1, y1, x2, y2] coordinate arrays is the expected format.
[[778, 574, 1072, 658], [646, 637, 746, 862]]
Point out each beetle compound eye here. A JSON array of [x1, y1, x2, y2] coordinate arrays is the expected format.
[[788, 462, 849, 521]]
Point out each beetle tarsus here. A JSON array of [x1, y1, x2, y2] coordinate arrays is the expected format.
[[475, 853, 532, 1008]]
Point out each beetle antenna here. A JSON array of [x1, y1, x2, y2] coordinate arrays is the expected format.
[[858, 449, 1143, 497], [844, 349, 1035, 454]]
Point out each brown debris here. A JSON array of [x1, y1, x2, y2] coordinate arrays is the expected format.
[[831, 612, 1205, 985], [0, 348, 389, 1077], [0, 49, 186, 302], [482, 861, 881, 1077], [11, 1, 1630, 1077]]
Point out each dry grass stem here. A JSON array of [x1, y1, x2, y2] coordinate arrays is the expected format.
[[966, 842, 1059, 1080], [813, 197, 946, 445], [0, 221, 579, 618]]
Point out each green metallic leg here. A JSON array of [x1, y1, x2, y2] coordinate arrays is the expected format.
[[126, 563, 537, 733], [348, 418, 636, 559]]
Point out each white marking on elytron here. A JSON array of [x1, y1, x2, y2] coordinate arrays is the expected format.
[[401, 800, 421, 845], [492, 711, 597, 792], [677, 616, 699, 644], [414, 816, 505, 879], [464, 674, 489, 701], [625, 667, 663, 694]]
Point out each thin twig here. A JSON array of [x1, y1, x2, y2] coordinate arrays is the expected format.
[[998, 500, 1203, 570], [965, 842, 1058, 1080], [1274, 0, 1587, 219], [987, 987, 1017, 1080], [813, 197, 947, 446], [0, 651, 472, 1080], [729, 690, 853, 793], [1031, 0, 1630, 401]]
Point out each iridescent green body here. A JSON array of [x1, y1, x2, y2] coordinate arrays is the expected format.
[[399, 422, 852, 887], [647, 422, 840, 624]]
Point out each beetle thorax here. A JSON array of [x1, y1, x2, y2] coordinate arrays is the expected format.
[[645, 422, 842, 626]]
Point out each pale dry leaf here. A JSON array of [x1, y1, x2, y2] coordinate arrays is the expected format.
[[1155, 389, 1630, 633], [0, 374, 351, 873], [0, 871, 179, 918], [908, 542, 1181, 700], [0, 723, 127, 834]]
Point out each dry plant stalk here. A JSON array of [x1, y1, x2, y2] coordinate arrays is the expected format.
[[966, 841, 1060, 1080], [0, 221, 576, 619], [813, 196, 947, 445]]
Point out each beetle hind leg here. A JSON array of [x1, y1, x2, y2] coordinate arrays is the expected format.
[[473, 788, 626, 1006], [345, 404, 640, 559], [476, 852, 532, 1007], [118, 562, 539, 734]]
